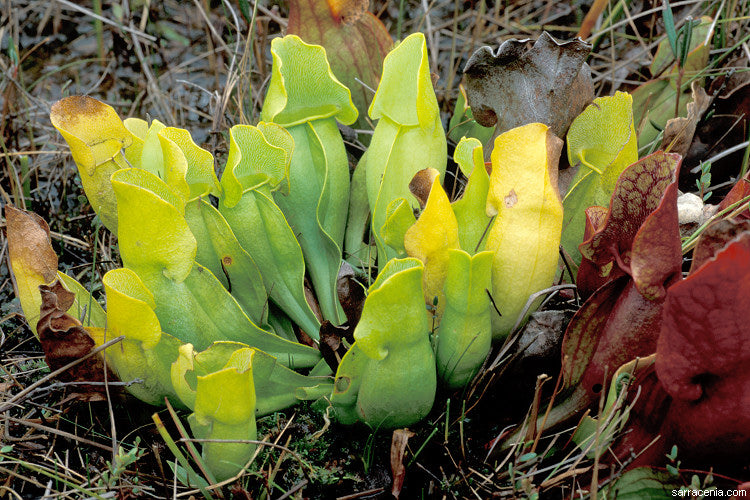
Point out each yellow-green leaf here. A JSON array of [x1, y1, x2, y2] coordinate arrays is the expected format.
[[366, 33, 447, 265], [287, 0, 392, 132], [332, 258, 436, 428], [111, 168, 195, 283], [112, 168, 321, 365], [404, 169, 459, 314], [262, 36, 355, 324], [262, 35, 357, 127], [191, 347, 257, 481], [159, 127, 220, 200], [96, 268, 183, 406], [451, 137, 491, 253], [184, 199, 268, 325], [380, 197, 416, 257], [562, 92, 638, 264], [221, 124, 293, 207], [435, 249, 494, 389], [486, 123, 563, 338], [172, 342, 333, 419]]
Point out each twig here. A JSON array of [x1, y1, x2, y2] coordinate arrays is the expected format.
[[53, 0, 157, 42], [4, 415, 114, 452]]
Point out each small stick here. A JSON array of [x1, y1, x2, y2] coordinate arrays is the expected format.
[[0, 336, 124, 413]]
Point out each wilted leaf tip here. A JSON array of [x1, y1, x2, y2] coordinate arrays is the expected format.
[[463, 32, 594, 138], [328, 0, 368, 24]]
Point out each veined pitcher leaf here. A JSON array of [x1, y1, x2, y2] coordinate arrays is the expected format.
[[366, 33, 447, 265], [262, 35, 356, 324], [112, 168, 321, 366], [221, 123, 293, 207], [159, 127, 220, 200], [287, 0, 392, 131], [332, 258, 436, 428], [50, 96, 139, 232], [486, 123, 563, 338], [262, 35, 357, 127], [562, 92, 638, 265], [526, 154, 683, 440], [577, 151, 682, 299], [655, 233, 750, 457]]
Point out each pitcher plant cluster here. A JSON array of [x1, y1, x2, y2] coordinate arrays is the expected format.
[[9, 32, 670, 481]]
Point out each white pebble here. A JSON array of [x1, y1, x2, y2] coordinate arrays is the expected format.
[[677, 192, 704, 225]]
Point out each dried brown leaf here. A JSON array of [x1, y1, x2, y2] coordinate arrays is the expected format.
[[37, 281, 112, 401], [408, 168, 439, 209], [6, 205, 59, 336], [463, 32, 594, 139], [661, 82, 711, 158], [337, 261, 366, 326], [390, 428, 415, 499]]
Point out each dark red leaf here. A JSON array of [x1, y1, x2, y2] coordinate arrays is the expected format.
[[562, 277, 663, 402], [654, 234, 750, 457], [583, 206, 608, 238], [578, 151, 682, 298], [600, 231, 750, 470], [575, 206, 625, 298], [629, 179, 682, 301], [717, 178, 750, 220], [689, 218, 750, 273]]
